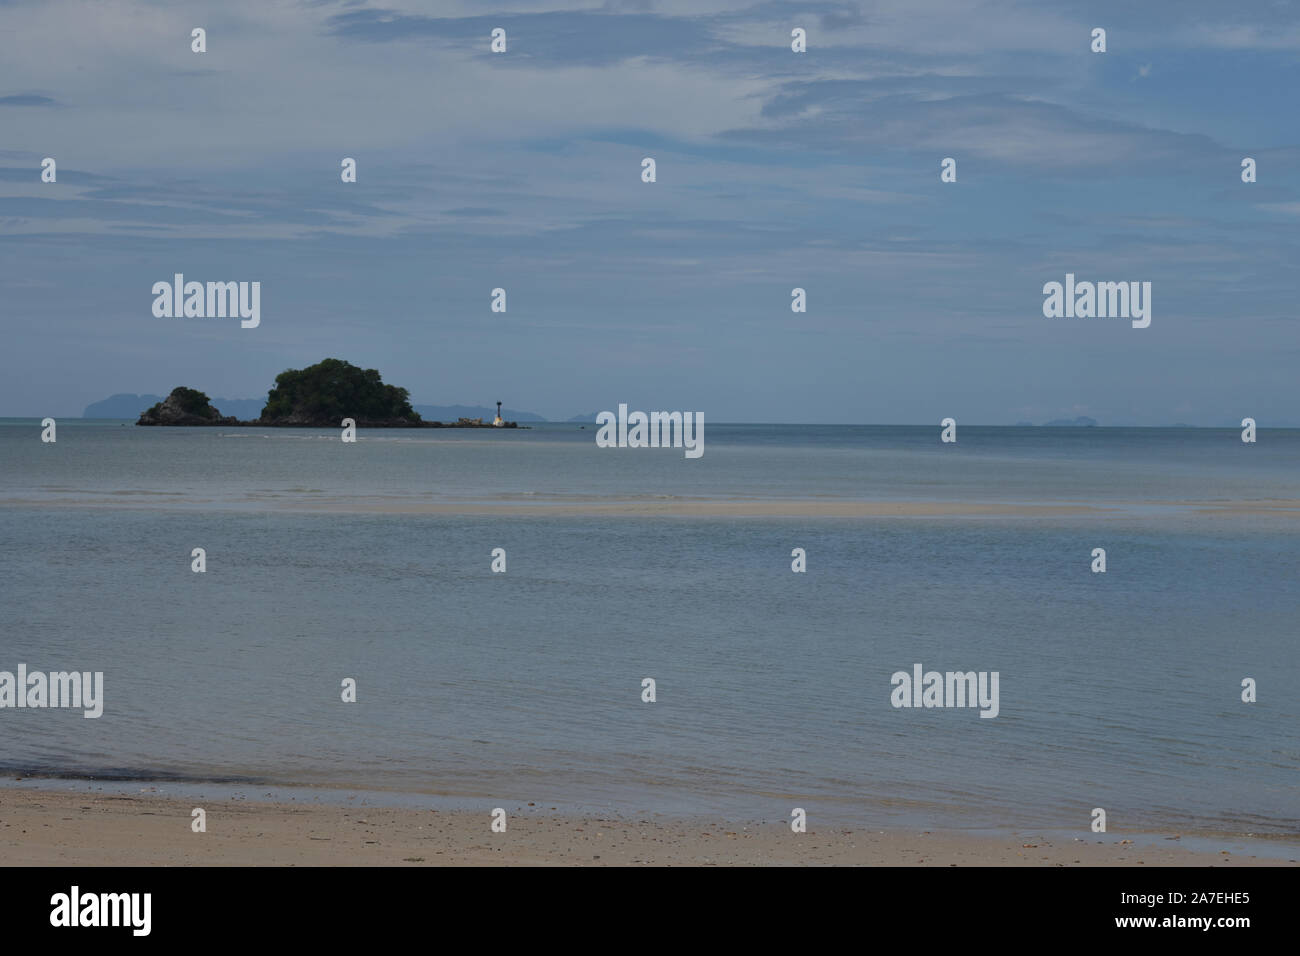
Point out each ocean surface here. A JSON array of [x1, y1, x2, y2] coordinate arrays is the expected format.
[[1, 420, 1297, 838]]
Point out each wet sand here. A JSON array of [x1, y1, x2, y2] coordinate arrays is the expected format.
[[2, 789, 1293, 866]]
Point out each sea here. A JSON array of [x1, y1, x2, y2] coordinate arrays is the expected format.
[[1, 420, 1297, 842]]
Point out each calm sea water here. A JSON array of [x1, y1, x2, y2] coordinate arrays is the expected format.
[[0, 420, 1297, 836], [5, 420, 1300, 507]]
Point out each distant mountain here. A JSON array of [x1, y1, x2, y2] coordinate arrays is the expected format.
[[84, 393, 263, 420], [1042, 416, 1098, 427], [83, 394, 164, 418], [566, 412, 600, 423], [413, 404, 545, 423]]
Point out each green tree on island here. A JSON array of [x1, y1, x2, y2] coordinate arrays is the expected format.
[[260, 358, 421, 423], [170, 387, 219, 417]]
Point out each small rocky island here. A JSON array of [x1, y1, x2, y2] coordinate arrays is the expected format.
[[138, 387, 239, 426], [137, 359, 518, 428]]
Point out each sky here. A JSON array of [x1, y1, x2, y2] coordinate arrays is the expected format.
[[1, 0, 1299, 424]]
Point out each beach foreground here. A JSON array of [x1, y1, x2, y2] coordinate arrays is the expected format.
[[2, 789, 1292, 867]]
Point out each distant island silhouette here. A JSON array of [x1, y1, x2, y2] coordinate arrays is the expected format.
[[135, 358, 521, 428], [1041, 416, 1098, 427], [1012, 417, 1099, 427]]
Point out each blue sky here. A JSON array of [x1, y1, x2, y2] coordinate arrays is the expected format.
[[2, 0, 1299, 423]]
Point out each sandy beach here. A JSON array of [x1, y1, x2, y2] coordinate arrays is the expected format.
[[2, 788, 1293, 866]]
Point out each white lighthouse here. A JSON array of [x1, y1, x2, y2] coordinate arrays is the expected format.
[[493, 401, 504, 427]]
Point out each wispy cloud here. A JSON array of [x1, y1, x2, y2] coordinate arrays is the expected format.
[[1, 0, 1298, 424], [0, 94, 60, 106]]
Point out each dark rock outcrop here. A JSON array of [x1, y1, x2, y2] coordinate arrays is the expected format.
[[412, 403, 542, 423], [252, 359, 520, 427], [137, 388, 238, 426], [134, 361, 523, 428], [256, 358, 425, 427]]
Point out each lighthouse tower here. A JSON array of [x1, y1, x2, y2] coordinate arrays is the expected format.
[[493, 401, 504, 427]]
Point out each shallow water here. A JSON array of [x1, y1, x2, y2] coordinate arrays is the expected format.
[[0, 421, 1296, 835]]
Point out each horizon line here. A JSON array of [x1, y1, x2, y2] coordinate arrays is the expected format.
[[4, 417, 1297, 430]]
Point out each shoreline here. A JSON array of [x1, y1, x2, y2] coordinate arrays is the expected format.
[[136, 421, 524, 429], [4, 496, 1300, 518], [1, 784, 1294, 867]]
